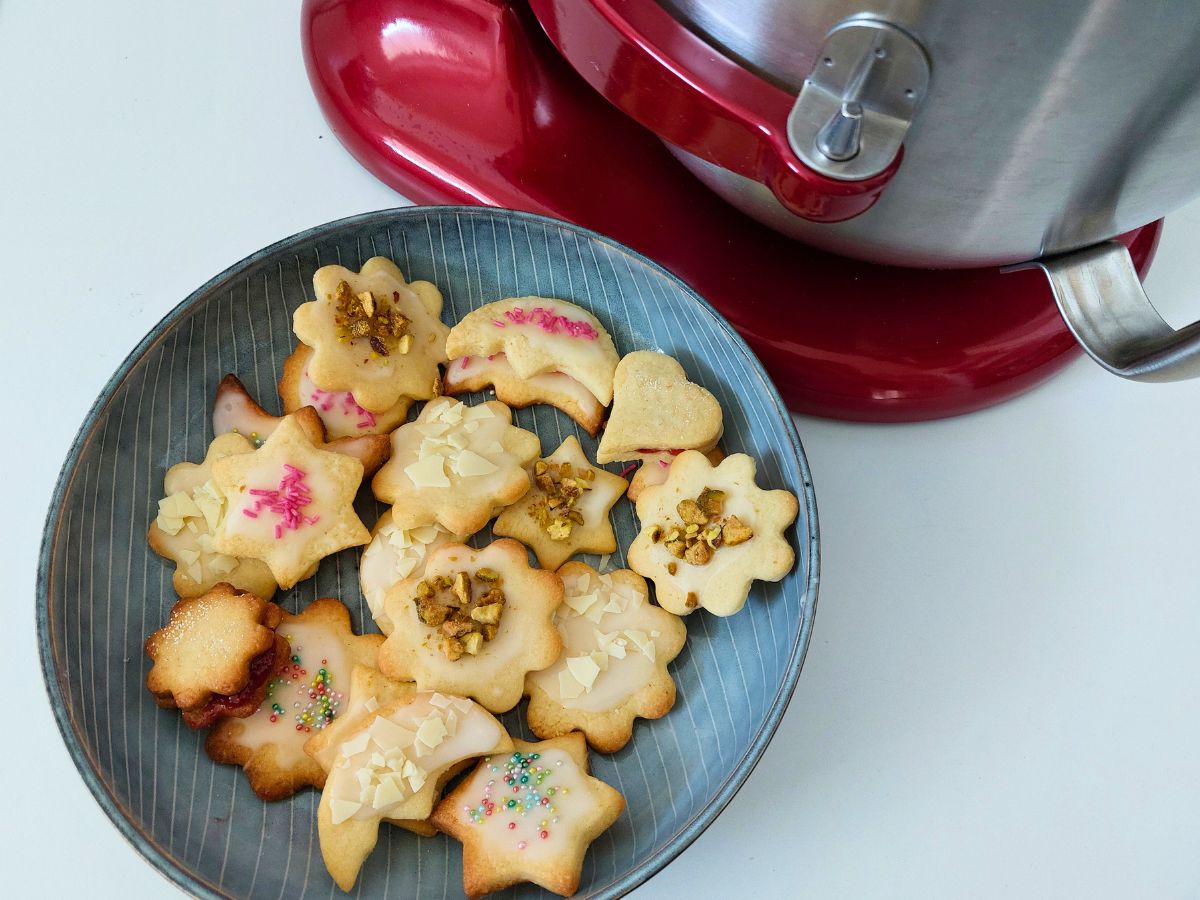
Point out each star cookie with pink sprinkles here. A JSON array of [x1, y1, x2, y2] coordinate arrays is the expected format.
[[432, 732, 625, 898], [211, 414, 371, 589], [205, 598, 384, 801]]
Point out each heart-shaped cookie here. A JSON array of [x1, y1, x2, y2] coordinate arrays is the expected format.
[[596, 351, 723, 464]]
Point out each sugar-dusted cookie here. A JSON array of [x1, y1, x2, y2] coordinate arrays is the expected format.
[[212, 414, 371, 589], [279, 343, 412, 439], [445, 297, 619, 414], [212, 373, 392, 476], [293, 256, 450, 412], [432, 733, 625, 898], [526, 563, 686, 752], [359, 514, 461, 635], [444, 353, 606, 436], [148, 432, 278, 600], [595, 351, 723, 464], [372, 398, 541, 536], [204, 598, 384, 800], [627, 451, 798, 616], [626, 446, 725, 502], [145, 583, 288, 729], [493, 436, 628, 571], [317, 691, 513, 891], [377, 539, 564, 713]]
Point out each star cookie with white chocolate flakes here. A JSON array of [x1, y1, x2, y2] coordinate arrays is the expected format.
[[359, 513, 461, 635], [432, 732, 625, 899], [627, 451, 798, 617], [211, 414, 371, 589], [204, 598, 384, 801], [316, 691, 513, 891], [526, 563, 687, 752], [377, 538, 564, 713], [145, 583, 288, 730], [493, 435, 628, 571], [148, 432, 278, 600], [371, 397, 541, 537], [293, 256, 450, 413], [279, 342, 413, 439]]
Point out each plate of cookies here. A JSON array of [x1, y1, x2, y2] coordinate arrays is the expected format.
[[38, 207, 819, 899]]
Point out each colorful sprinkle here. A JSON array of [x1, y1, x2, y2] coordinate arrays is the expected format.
[[468, 751, 561, 848], [242, 464, 320, 537]]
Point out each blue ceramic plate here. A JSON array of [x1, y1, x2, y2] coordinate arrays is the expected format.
[[37, 207, 819, 899]]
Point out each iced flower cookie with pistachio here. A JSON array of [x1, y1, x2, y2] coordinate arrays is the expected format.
[[317, 691, 512, 892], [204, 598, 384, 801], [627, 451, 798, 616], [359, 514, 461, 635], [372, 397, 541, 537], [292, 256, 450, 412], [432, 732, 625, 899], [377, 538, 564, 714], [279, 343, 412, 439], [444, 297, 619, 433], [211, 414, 371, 590], [145, 583, 289, 730], [493, 435, 628, 571], [525, 563, 686, 752], [595, 351, 723, 464], [212, 373, 391, 475], [148, 432, 279, 600]]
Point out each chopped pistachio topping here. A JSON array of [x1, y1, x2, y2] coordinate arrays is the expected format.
[[413, 569, 507, 660], [332, 280, 410, 355], [653, 487, 753, 566], [527, 458, 595, 541]]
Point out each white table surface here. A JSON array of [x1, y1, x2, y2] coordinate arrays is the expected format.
[[5, 3, 1200, 898]]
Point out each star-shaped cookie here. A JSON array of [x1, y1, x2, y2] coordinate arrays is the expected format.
[[145, 583, 289, 729], [627, 451, 798, 616], [211, 414, 371, 589], [359, 513, 462, 635], [204, 598, 384, 801], [279, 342, 412, 438], [432, 732, 625, 898], [212, 373, 391, 476], [148, 432, 279, 600], [526, 563, 687, 752], [371, 397, 541, 537], [377, 538, 564, 713], [316, 691, 512, 891], [493, 435, 628, 570], [445, 296, 619, 407], [293, 256, 450, 412]]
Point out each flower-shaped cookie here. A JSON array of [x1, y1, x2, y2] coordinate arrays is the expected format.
[[212, 373, 391, 475], [526, 563, 687, 752], [317, 691, 512, 891], [359, 514, 461, 635], [596, 351, 723, 464], [627, 446, 725, 502], [432, 732, 625, 898], [444, 352, 607, 435], [279, 343, 413, 439], [371, 398, 541, 537], [204, 598, 384, 801], [627, 451, 798, 616], [445, 296, 619, 410], [378, 539, 564, 713], [493, 435, 628, 570], [148, 432, 278, 600], [211, 414, 371, 589], [293, 256, 450, 412], [145, 583, 288, 729]]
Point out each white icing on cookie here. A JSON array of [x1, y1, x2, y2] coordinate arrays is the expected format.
[[452, 746, 591, 857], [229, 620, 352, 767], [359, 522, 456, 634], [444, 353, 604, 418], [325, 692, 503, 824], [300, 365, 378, 434]]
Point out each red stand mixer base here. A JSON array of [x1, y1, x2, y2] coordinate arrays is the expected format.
[[301, 0, 1161, 422]]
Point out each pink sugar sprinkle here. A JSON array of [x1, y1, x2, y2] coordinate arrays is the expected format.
[[492, 320, 506, 328], [487, 354, 498, 361], [460, 356, 471, 370], [618, 463, 638, 478], [241, 464, 320, 537], [502, 306, 598, 339], [309, 375, 376, 430]]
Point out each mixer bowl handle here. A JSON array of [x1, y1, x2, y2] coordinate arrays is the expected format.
[[1008, 241, 1200, 382]]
